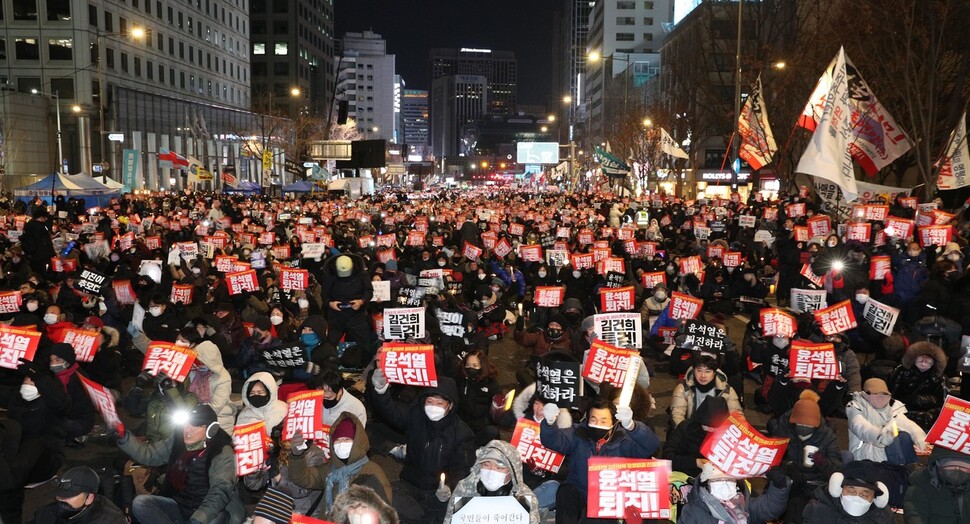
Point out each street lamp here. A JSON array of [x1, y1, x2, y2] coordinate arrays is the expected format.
[[290, 87, 302, 97], [773, 61, 786, 70], [643, 118, 653, 128], [93, 25, 148, 178], [31, 89, 66, 174]]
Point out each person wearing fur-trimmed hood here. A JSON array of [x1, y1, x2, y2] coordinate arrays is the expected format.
[[443, 440, 540, 524], [888, 341, 947, 431]]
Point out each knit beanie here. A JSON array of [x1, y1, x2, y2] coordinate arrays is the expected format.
[[333, 417, 356, 441], [253, 487, 294, 524], [789, 390, 821, 427]]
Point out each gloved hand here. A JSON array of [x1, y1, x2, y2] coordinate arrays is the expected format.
[[514, 315, 524, 332], [809, 450, 826, 467], [371, 368, 389, 393], [765, 466, 790, 489], [289, 429, 307, 457], [435, 483, 452, 502], [134, 371, 154, 389], [17, 357, 41, 378], [616, 405, 635, 430], [542, 403, 560, 426], [155, 371, 175, 394], [108, 422, 126, 443]]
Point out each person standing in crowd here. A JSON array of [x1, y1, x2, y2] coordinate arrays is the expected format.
[[28, 466, 127, 524], [323, 253, 374, 368], [21, 207, 55, 275]]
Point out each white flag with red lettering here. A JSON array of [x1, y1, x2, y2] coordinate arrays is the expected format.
[[738, 75, 777, 170], [937, 112, 969, 190]]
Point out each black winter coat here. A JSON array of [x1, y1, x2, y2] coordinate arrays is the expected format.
[[888, 366, 946, 431], [455, 374, 500, 434], [29, 495, 127, 524], [803, 485, 894, 524]]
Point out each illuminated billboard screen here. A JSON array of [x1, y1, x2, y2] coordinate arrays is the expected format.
[[516, 142, 559, 164]]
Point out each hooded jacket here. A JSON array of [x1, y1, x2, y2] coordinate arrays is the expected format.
[[669, 367, 742, 427], [236, 372, 288, 431], [287, 412, 392, 517], [191, 340, 235, 431], [444, 440, 540, 524], [539, 416, 660, 496], [846, 392, 926, 462], [678, 474, 790, 524], [904, 446, 970, 523], [888, 341, 947, 431], [370, 376, 476, 491]]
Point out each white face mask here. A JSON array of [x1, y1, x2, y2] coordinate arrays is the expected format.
[[538, 271, 547, 278], [26, 301, 38, 312], [425, 405, 447, 421], [572, 270, 581, 279], [772, 336, 789, 349], [175, 339, 192, 348], [855, 293, 869, 303], [333, 441, 354, 460], [827, 240, 838, 247], [864, 393, 892, 409], [43, 313, 59, 325], [20, 384, 40, 401], [708, 480, 737, 501], [298, 299, 310, 309], [270, 315, 284, 326], [654, 291, 667, 301], [840, 494, 872, 517], [480, 468, 510, 492], [149, 306, 163, 317]]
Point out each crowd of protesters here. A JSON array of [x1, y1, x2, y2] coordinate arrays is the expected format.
[[0, 185, 967, 524]]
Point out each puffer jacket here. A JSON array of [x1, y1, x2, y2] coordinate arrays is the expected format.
[[444, 440, 540, 524], [244, 445, 327, 516], [369, 376, 476, 491], [846, 392, 926, 462], [669, 367, 742, 427], [678, 474, 790, 524], [803, 483, 894, 524], [892, 252, 927, 304], [235, 372, 288, 431], [287, 412, 392, 516], [772, 412, 843, 489], [888, 341, 947, 431], [904, 446, 970, 523], [190, 340, 235, 431]]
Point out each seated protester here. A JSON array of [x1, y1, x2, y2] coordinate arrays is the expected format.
[[729, 268, 769, 310], [327, 485, 400, 524], [41, 304, 75, 339], [662, 397, 730, 478], [678, 462, 791, 524], [509, 388, 571, 512], [540, 397, 660, 524], [669, 354, 742, 429], [640, 282, 671, 317], [250, 487, 295, 524], [803, 461, 893, 524], [245, 431, 326, 517], [237, 316, 282, 379], [116, 404, 246, 524], [904, 446, 970, 522], [269, 304, 300, 342], [288, 414, 391, 513], [513, 313, 573, 359], [315, 369, 368, 428], [846, 378, 928, 465], [772, 391, 843, 524], [700, 269, 735, 315], [443, 440, 540, 524], [766, 373, 847, 422], [77, 316, 124, 391], [455, 349, 502, 446], [846, 287, 886, 355], [298, 314, 338, 377], [176, 327, 235, 431], [888, 341, 947, 431], [236, 372, 288, 431], [143, 294, 182, 342], [47, 343, 96, 446], [828, 333, 863, 395], [369, 371, 475, 524], [28, 465, 127, 524]]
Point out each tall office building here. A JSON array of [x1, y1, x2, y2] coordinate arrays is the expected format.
[[560, 0, 593, 122], [430, 75, 487, 158], [429, 48, 516, 116], [249, 0, 335, 117], [1, 0, 255, 189], [584, 0, 674, 142], [401, 89, 429, 155], [335, 31, 397, 142]]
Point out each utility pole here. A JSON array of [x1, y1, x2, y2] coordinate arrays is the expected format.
[[731, 0, 744, 191]]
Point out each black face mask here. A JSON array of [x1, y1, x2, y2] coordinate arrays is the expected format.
[[248, 394, 269, 408], [323, 395, 340, 409], [938, 468, 970, 488], [587, 426, 610, 441], [57, 501, 87, 519], [465, 368, 481, 379], [794, 425, 815, 438], [546, 329, 563, 340]]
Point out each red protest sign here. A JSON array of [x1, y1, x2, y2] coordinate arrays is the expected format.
[[701, 412, 788, 477], [600, 286, 635, 312], [786, 203, 806, 217], [357, 235, 375, 249], [0, 325, 41, 370], [56, 328, 101, 363], [658, 327, 678, 345], [794, 226, 810, 242], [226, 269, 259, 295], [800, 264, 824, 287], [846, 223, 872, 242], [144, 236, 162, 250], [142, 342, 197, 383], [233, 421, 268, 476], [377, 233, 396, 248], [807, 216, 831, 238], [519, 244, 543, 262], [932, 209, 955, 225], [884, 216, 915, 240], [0, 291, 22, 314], [813, 299, 858, 335], [270, 244, 291, 260], [379, 343, 438, 387], [759, 308, 796, 338], [113, 280, 137, 305], [582, 340, 640, 386], [508, 223, 525, 236], [463, 241, 483, 260], [215, 255, 237, 273], [869, 255, 891, 280], [78, 374, 121, 428], [280, 268, 309, 291], [641, 242, 658, 256], [679, 256, 702, 275], [592, 248, 610, 262], [510, 418, 565, 474], [597, 257, 625, 276], [722, 252, 742, 267], [170, 284, 194, 305], [570, 253, 594, 270], [50, 257, 78, 273], [789, 340, 841, 380], [587, 458, 671, 520], [706, 245, 725, 260], [919, 225, 952, 247], [578, 230, 594, 245], [668, 292, 703, 320], [925, 395, 970, 455], [853, 204, 889, 221], [641, 272, 666, 289], [283, 390, 325, 440], [535, 286, 565, 308], [407, 231, 426, 247], [492, 238, 512, 258]]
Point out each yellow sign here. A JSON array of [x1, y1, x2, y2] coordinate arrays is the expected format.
[[262, 150, 272, 170]]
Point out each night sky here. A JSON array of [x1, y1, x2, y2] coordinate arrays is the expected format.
[[335, 0, 560, 106]]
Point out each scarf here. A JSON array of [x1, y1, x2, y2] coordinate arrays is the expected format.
[[187, 369, 213, 403], [55, 363, 79, 391], [324, 456, 369, 507]]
